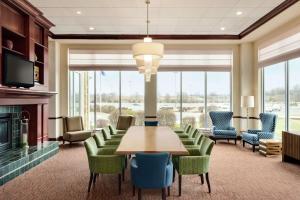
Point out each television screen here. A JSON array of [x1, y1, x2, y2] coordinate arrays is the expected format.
[[3, 52, 34, 88]]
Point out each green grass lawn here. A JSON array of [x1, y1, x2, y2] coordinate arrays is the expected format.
[[275, 118, 300, 139]]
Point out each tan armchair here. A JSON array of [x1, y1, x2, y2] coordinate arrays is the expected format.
[[116, 115, 135, 131], [62, 116, 92, 144]]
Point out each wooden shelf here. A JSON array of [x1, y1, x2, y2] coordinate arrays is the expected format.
[[35, 60, 44, 65], [0, 87, 57, 97], [35, 42, 47, 49], [2, 47, 24, 56], [2, 27, 26, 38]]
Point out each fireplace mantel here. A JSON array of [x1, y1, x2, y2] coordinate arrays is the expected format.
[[0, 87, 57, 105]]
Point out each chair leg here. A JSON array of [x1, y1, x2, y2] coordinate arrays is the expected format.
[[205, 173, 211, 193], [178, 175, 182, 196], [88, 173, 93, 192], [227, 139, 229, 143], [122, 168, 125, 182], [92, 173, 97, 186], [138, 188, 142, 200], [172, 166, 175, 182], [214, 139, 216, 144], [200, 174, 204, 184], [62, 140, 65, 145], [118, 173, 121, 195], [167, 186, 170, 196], [253, 145, 255, 152], [162, 188, 166, 200], [243, 140, 245, 147], [133, 185, 135, 196], [235, 139, 237, 145]]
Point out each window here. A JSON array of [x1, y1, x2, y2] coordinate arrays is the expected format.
[[207, 72, 231, 126], [157, 72, 181, 127], [157, 71, 231, 128], [288, 58, 300, 131], [69, 71, 144, 129], [263, 63, 286, 135], [96, 71, 120, 127], [69, 71, 81, 116], [182, 72, 205, 128], [121, 71, 145, 125], [262, 57, 300, 137]]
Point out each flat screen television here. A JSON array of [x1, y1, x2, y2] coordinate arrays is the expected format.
[[3, 52, 34, 88]]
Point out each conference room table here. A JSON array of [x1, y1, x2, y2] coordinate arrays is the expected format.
[[115, 126, 189, 155]]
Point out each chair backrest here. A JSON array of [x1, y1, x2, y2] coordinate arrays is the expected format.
[[63, 116, 84, 132], [84, 137, 99, 171], [209, 111, 233, 130], [185, 124, 192, 134], [199, 137, 215, 156], [101, 127, 111, 140], [194, 133, 204, 145], [188, 128, 198, 138], [116, 115, 134, 130], [93, 131, 106, 147], [108, 124, 116, 135], [134, 152, 170, 188], [260, 113, 277, 132], [144, 121, 159, 126]]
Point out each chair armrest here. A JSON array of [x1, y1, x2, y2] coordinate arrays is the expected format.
[[178, 155, 210, 174], [98, 148, 116, 155], [228, 127, 236, 131], [187, 148, 201, 156], [248, 129, 262, 134], [90, 155, 124, 173], [257, 132, 274, 139]]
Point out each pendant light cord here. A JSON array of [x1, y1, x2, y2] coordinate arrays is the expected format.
[[146, 0, 150, 37]]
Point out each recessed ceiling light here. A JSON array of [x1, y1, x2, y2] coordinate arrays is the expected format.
[[220, 27, 226, 31], [236, 11, 243, 16], [76, 11, 82, 15], [89, 27, 95, 31]]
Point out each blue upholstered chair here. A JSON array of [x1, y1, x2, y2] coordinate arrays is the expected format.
[[144, 121, 159, 126], [131, 153, 173, 200], [242, 113, 277, 152], [209, 111, 237, 144]]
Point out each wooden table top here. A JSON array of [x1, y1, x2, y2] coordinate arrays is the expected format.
[[116, 126, 189, 155]]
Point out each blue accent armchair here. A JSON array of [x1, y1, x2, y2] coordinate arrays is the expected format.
[[242, 113, 277, 152], [144, 121, 159, 126], [131, 152, 173, 200], [209, 111, 237, 144]]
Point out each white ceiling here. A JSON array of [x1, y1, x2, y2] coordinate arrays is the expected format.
[[28, 0, 285, 35]]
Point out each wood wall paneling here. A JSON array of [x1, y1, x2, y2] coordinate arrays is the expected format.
[[1, 3, 25, 36]]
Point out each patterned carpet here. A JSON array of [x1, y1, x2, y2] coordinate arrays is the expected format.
[[1, 141, 300, 200]]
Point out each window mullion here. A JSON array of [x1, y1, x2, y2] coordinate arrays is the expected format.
[[285, 61, 289, 131], [180, 72, 183, 127], [204, 72, 208, 128]]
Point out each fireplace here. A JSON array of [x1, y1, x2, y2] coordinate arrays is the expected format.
[[0, 113, 12, 152]]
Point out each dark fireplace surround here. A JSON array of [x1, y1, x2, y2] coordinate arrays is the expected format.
[[0, 113, 13, 152]]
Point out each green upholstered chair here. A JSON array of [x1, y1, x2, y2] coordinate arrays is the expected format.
[[173, 137, 214, 196], [178, 126, 195, 139], [108, 124, 126, 136], [93, 131, 118, 149], [181, 132, 203, 146], [176, 124, 192, 137], [174, 124, 189, 134], [101, 128, 122, 145], [184, 134, 205, 148], [180, 129, 199, 142], [84, 137, 125, 194]]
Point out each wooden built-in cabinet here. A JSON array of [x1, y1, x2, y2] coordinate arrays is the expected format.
[[0, 0, 55, 145]]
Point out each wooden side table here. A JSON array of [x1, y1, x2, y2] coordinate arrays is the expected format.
[[259, 139, 282, 157]]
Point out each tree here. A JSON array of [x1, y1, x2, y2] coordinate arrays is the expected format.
[[157, 109, 176, 127]]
